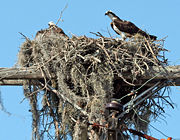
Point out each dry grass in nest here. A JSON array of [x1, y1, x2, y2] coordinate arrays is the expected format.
[[18, 31, 173, 139]]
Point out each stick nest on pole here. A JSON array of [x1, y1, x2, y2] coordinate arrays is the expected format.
[[18, 30, 173, 139]]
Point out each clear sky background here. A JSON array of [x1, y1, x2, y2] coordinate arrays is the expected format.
[[0, 0, 180, 139]]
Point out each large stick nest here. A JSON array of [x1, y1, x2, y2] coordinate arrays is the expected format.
[[18, 31, 173, 139]]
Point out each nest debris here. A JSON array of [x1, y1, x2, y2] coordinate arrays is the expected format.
[[18, 30, 173, 139]]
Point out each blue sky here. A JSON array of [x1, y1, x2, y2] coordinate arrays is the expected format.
[[0, 0, 180, 139]]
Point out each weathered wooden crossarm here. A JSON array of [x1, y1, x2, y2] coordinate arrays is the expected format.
[[143, 65, 180, 86], [0, 79, 24, 86], [143, 65, 180, 80], [0, 67, 42, 79], [0, 67, 43, 86], [0, 65, 180, 86]]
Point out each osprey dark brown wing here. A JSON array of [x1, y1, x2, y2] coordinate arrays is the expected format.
[[114, 20, 157, 40], [52, 25, 68, 37], [113, 20, 140, 35]]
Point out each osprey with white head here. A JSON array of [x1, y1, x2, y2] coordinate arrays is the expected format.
[[47, 21, 69, 39], [105, 10, 119, 21], [105, 10, 157, 40], [48, 21, 56, 27], [35, 21, 69, 40]]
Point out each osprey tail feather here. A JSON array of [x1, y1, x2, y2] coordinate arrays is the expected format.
[[138, 30, 157, 40]]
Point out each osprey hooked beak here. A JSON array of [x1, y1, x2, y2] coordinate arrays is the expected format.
[[105, 10, 114, 16], [105, 10, 117, 21], [48, 21, 56, 27]]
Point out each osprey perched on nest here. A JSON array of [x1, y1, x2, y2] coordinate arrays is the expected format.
[[35, 21, 68, 41], [105, 10, 157, 40]]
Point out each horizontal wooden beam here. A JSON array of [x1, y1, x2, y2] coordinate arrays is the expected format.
[[143, 65, 180, 80], [0, 79, 24, 86], [0, 65, 180, 86], [0, 67, 43, 86], [0, 67, 43, 80]]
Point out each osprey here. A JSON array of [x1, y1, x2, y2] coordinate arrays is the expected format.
[[48, 21, 68, 38], [35, 21, 68, 41], [105, 11, 157, 40]]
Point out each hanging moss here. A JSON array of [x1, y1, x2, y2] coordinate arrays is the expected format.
[[18, 30, 172, 139]]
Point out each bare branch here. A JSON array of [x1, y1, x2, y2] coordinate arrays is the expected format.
[[56, 4, 68, 25], [89, 32, 104, 38], [19, 32, 31, 43]]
